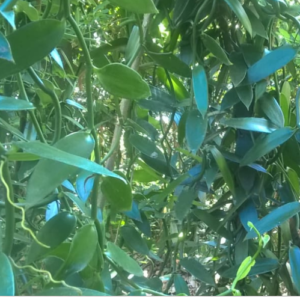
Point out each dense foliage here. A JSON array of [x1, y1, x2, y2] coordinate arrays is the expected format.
[[2, 0, 300, 296]]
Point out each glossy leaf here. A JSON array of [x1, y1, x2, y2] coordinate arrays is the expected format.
[[181, 258, 216, 286], [0, 96, 35, 111], [124, 201, 142, 222], [201, 33, 232, 65], [27, 212, 77, 263], [35, 287, 109, 296], [0, 252, 14, 295], [193, 65, 208, 117], [57, 223, 98, 278], [210, 146, 235, 197], [134, 211, 151, 237], [50, 48, 64, 69], [174, 274, 190, 296], [101, 174, 132, 212], [236, 84, 253, 110], [96, 63, 150, 100], [0, 20, 65, 79], [289, 245, 300, 295], [175, 188, 195, 221], [221, 88, 240, 110], [239, 201, 259, 232], [193, 209, 233, 240], [109, 0, 158, 14], [236, 256, 255, 281], [76, 170, 94, 203], [248, 45, 297, 83], [64, 192, 91, 217], [220, 117, 277, 133], [223, 0, 252, 36], [246, 202, 300, 239], [0, 31, 13, 62], [125, 25, 140, 63], [186, 109, 207, 152], [120, 225, 149, 255], [240, 127, 294, 166], [107, 242, 143, 277], [45, 200, 60, 221]]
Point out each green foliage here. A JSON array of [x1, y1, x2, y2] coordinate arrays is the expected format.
[[1, 0, 300, 296]]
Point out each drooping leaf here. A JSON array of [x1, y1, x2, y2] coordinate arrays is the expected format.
[[239, 201, 259, 232], [201, 33, 232, 65], [240, 127, 294, 166], [96, 63, 150, 100], [109, 0, 158, 14], [0, 20, 65, 79], [221, 88, 240, 110], [210, 146, 235, 197], [175, 188, 195, 221], [181, 258, 216, 286], [57, 223, 98, 279], [101, 174, 132, 212], [120, 225, 149, 255], [0, 96, 35, 111], [124, 201, 142, 222], [133, 211, 151, 237], [246, 9, 268, 39], [174, 274, 190, 296], [289, 245, 300, 295], [186, 109, 207, 152], [125, 25, 140, 63], [27, 212, 77, 263], [247, 45, 297, 83], [193, 65, 208, 117], [229, 53, 247, 86], [107, 242, 143, 277], [220, 117, 277, 133], [223, 0, 252, 36], [236, 84, 253, 110], [245, 202, 300, 239], [0, 252, 14, 296]]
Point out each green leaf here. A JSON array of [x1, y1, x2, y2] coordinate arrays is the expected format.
[[246, 9, 268, 39], [235, 256, 255, 281], [57, 224, 98, 278], [210, 146, 235, 197], [193, 65, 208, 117], [35, 287, 109, 296], [287, 168, 299, 197], [240, 127, 294, 166], [15, 0, 39, 21], [174, 274, 190, 296], [259, 93, 284, 128], [296, 88, 300, 128], [220, 117, 277, 133], [180, 258, 216, 286], [0, 31, 14, 62], [109, 0, 158, 14], [186, 109, 207, 152], [0, 117, 27, 141], [229, 53, 247, 86], [193, 210, 232, 240], [64, 192, 91, 217], [175, 188, 195, 221], [246, 202, 300, 239], [0, 20, 65, 79], [236, 84, 253, 110], [96, 63, 150, 100], [0, 96, 35, 111], [223, 0, 252, 36], [101, 174, 132, 212], [201, 33, 232, 65], [248, 45, 297, 83], [289, 245, 300, 295], [125, 25, 140, 63], [148, 51, 191, 78], [27, 212, 77, 264], [0, 252, 14, 295], [107, 242, 143, 277], [120, 225, 149, 255]]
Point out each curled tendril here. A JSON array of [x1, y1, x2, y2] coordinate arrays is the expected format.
[[9, 258, 82, 295], [0, 160, 50, 249]]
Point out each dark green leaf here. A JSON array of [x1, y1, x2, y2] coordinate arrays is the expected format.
[[236, 84, 253, 110], [0, 20, 65, 79], [229, 53, 247, 86], [64, 192, 91, 217], [223, 0, 252, 36], [193, 65, 208, 117], [246, 202, 300, 239], [0, 31, 13, 62], [193, 209, 232, 240], [201, 33, 232, 65], [96, 63, 150, 100], [186, 109, 207, 152], [101, 174, 132, 212], [175, 188, 195, 221], [246, 9, 268, 39], [174, 274, 190, 296], [181, 258, 216, 286], [0, 96, 35, 111], [0, 252, 14, 295], [248, 45, 297, 83], [220, 117, 277, 133], [240, 127, 294, 166], [125, 26, 140, 63], [107, 242, 143, 277], [109, 0, 158, 14], [27, 212, 77, 263], [57, 223, 98, 278], [289, 245, 300, 295], [221, 88, 240, 110], [120, 225, 149, 255], [35, 287, 109, 296]]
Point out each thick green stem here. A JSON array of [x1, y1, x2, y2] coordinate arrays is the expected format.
[[27, 68, 61, 144]]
